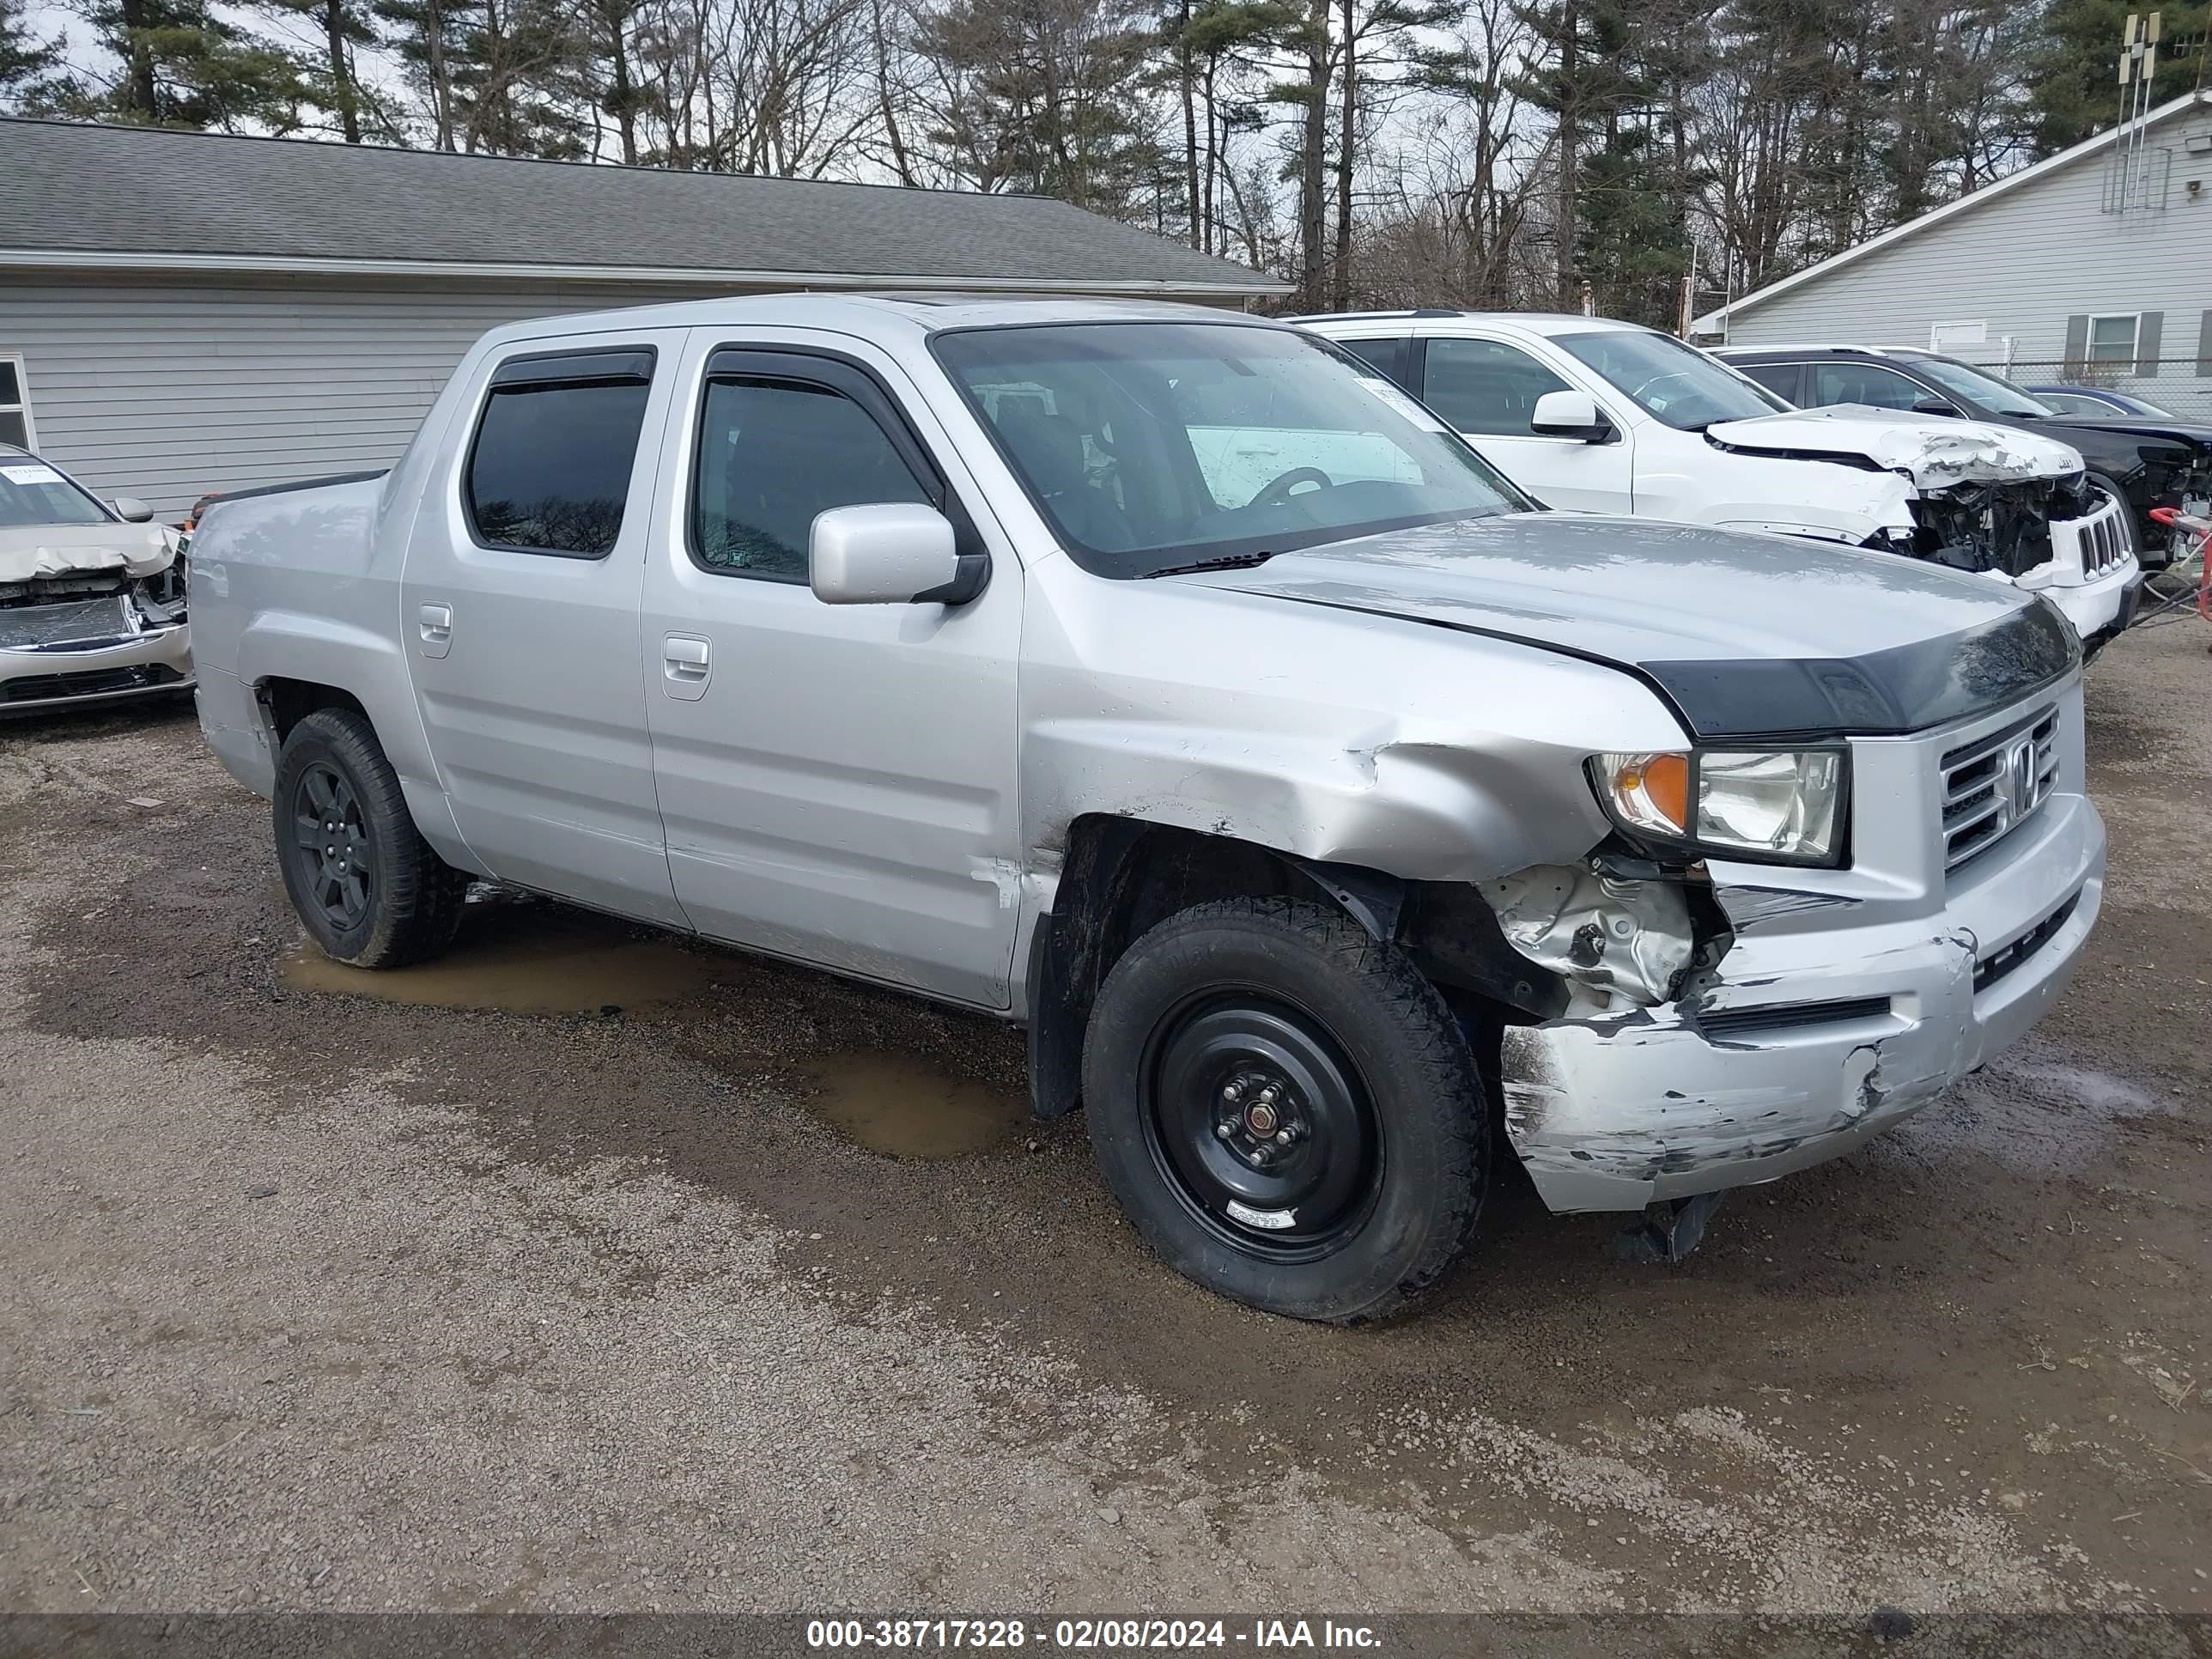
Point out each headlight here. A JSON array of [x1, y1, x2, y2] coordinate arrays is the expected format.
[[1591, 749, 1847, 866]]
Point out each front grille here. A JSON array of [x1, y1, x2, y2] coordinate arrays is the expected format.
[[0, 663, 184, 705], [1974, 892, 2081, 994], [1942, 703, 2059, 872], [2057, 495, 2132, 577]]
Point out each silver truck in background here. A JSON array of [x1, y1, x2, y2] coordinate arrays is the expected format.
[[187, 296, 2104, 1323]]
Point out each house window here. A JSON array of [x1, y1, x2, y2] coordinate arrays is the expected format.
[[2088, 314, 2140, 364], [0, 356, 34, 451]]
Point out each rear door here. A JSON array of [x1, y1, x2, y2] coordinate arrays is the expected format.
[[638, 333, 1024, 1009], [1415, 332, 1635, 512], [399, 331, 688, 926]]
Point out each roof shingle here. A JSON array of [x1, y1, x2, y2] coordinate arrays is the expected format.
[[0, 118, 1285, 294]]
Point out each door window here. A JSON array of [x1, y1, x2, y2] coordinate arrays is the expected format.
[[1421, 337, 1574, 434], [1336, 336, 1412, 388], [1809, 361, 1932, 411], [690, 378, 933, 582], [1735, 362, 1802, 404], [464, 349, 655, 558]]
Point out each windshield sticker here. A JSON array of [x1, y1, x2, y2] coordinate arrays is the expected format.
[[1, 464, 64, 487], [1358, 378, 1449, 433]]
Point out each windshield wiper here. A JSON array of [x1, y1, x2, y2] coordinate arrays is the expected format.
[[1143, 550, 1280, 578]]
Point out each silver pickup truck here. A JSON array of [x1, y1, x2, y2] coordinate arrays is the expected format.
[[189, 295, 2105, 1323]]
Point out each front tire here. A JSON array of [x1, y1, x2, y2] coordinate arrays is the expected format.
[[1082, 896, 1486, 1323], [273, 707, 467, 969]]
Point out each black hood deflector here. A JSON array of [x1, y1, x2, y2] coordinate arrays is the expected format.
[[1274, 592, 2081, 743], [1638, 599, 2080, 740]]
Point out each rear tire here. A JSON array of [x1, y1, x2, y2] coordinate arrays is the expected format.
[[1082, 896, 1486, 1324], [273, 707, 467, 969]]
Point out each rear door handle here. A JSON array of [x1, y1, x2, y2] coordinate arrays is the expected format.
[[662, 633, 711, 700], [417, 602, 453, 659]]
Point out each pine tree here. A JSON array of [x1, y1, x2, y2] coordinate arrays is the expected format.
[[77, 0, 314, 128], [1, 0, 73, 111], [2031, 0, 2209, 151]]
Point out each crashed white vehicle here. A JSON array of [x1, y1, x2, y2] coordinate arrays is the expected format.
[[1293, 312, 2139, 648], [0, 446, 191, 714]]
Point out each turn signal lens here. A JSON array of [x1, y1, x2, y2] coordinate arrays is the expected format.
[[1600, 751, 1691, 836]]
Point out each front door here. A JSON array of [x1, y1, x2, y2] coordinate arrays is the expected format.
[[400, 331, 688, 926], [639, 336, 1024, 1009], [1419, 334, 1636, 513]]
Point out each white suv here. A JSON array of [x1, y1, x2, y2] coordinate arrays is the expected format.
[[1292, 311, 2139, 647]]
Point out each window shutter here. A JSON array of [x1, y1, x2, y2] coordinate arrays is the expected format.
[[2198, 310, 2212, 376], [2136, 310, 2164, 376], [2063, 314, 2090, 374]]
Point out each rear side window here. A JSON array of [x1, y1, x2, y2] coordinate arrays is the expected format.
[[464, 349, 654, 557], [691, 378, 932, 581]]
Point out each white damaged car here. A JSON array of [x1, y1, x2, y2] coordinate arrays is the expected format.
[[1294, 312, 2141, 648], [0, 446, 191, 714]]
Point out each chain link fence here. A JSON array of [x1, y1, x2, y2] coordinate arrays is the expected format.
[[1955, 356, 2212, 424]]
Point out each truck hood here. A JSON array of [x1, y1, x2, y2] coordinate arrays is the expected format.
[[1176, 512, 2077, 741], [0, 520, 177, 584], [1704, 405, 2085, 486]]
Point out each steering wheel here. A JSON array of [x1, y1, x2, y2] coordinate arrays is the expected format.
[[1630, 370, 1700, 404], [1249, 466, 1334, 510]]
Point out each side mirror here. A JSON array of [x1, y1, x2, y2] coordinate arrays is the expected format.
[[1530, 390, 1612, 443], [1911, 397, 1960, 418], [112, 496, 155, 523], [810, 502, 985, 605]]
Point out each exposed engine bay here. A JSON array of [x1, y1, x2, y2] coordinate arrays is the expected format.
[[1905, 471, 2096, 579]]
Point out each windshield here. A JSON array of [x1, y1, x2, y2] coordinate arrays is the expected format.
[[931, 322, 1531, 578], [0, 456, 111, 529], [1550, 330, 1788, 430], [1911, 357, 2057, 418]]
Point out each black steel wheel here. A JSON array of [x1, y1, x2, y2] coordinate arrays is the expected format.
[[272, 707, 468, 969], [1140, 990, 1383, 1263], [289, 760, 374, 933], [1084, 896, 1486, 1323]]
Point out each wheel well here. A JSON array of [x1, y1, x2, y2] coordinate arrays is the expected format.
[[1024, 816, 1547, 1121], [258, 678, 368, 743]]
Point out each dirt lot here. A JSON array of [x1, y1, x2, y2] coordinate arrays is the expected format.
[[1, 623, 2207, 1625]]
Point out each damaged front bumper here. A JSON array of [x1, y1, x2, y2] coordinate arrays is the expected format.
[[1499, 778, 2104, 1214], [0, 577, 193, 714]]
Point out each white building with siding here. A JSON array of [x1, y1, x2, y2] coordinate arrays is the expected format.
[[1695, 92, 2212, 416], [0, 119, 1285, 516]]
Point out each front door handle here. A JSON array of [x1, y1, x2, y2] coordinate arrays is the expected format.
[[417, 602, 453, 659], [662, 633, 711, 701]]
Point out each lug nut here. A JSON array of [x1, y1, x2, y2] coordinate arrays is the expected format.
[[1215, 1120, 1237, 1139], [1222, 1080, 1243, 1102]]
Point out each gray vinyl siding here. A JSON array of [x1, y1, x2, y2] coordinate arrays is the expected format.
[[1717, 100, 2212, 392], [0, 272, 737, 515]]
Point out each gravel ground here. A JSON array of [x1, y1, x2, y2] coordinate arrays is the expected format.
[[0, 623, 2207, 1621]]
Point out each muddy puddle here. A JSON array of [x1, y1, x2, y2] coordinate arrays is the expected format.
[[279, 891, 1029, 1158], [789, 1052, 1029, 1159], [282, 899, 720, 1015]]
